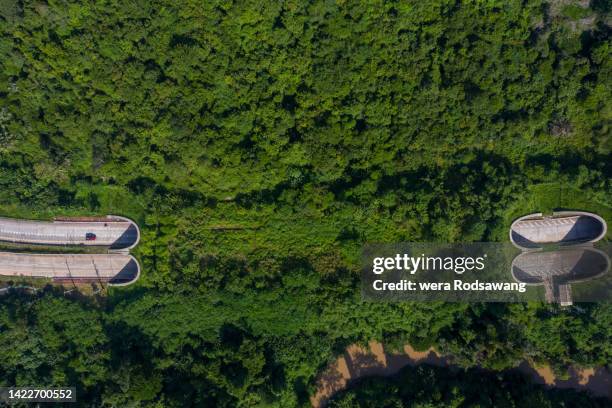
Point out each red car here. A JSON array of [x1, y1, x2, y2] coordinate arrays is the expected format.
[[85, 233, 97, 241]]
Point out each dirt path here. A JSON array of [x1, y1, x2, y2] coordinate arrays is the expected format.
[[311, 341, 611, 407]]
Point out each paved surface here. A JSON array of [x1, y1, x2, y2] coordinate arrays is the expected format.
[[511, 212, 606, 248], [512, 248, 588, 280], [0, 217, 139, 249], [513, 216, 594, 243], [0, 252, 139, 285]]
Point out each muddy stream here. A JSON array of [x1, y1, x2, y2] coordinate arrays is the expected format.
[[311, 341, 611, 407]]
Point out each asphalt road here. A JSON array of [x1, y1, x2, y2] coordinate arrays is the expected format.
[[511, 211, 607, 249], [0, 252, 139, 285], [0, 217, 139, 249]]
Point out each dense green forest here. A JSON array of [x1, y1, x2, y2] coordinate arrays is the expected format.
[[0, 0, 610, 406]]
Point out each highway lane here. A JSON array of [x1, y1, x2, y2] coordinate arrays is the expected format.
[[510, 211, 607, 249], [0, 216, 139, 249], [0, 252, 140, 286]]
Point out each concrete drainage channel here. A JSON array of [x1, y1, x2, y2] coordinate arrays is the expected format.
[[0, 215, 141, 288]]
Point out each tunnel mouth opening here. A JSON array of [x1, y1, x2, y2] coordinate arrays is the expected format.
[[108, 258, 140, 286], [109, 224, 140, 250]]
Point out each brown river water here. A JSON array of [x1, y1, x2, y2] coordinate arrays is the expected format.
[[311, 341, 611, 407]]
